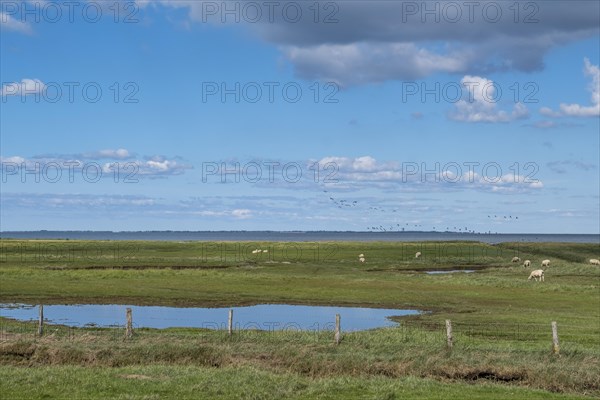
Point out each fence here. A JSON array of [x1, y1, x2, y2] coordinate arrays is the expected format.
[[1, 305, 593, 355]]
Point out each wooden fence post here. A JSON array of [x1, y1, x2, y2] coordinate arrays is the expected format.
[[228, 309, 233, 336], [125, 308, 133, 339], [551, 321, 560, 354], [445, 320, 453, 349], [37, 305, 44, 336], [334, 314, 341, 344]]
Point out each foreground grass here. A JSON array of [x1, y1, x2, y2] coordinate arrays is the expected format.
[[1, 318, 599, 398], [0, 365, 591, 400], [1, 239, 599, 398]]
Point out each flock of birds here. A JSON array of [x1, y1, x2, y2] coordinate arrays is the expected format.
[[322, 190, 521, 234]]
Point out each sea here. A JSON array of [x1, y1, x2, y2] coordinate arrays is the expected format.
[[0, 231, 598, 243]]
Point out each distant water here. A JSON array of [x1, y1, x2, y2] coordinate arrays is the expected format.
[[1, 231, 598, 243]]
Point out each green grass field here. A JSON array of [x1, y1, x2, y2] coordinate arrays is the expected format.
[[1, 239, 599, 399]]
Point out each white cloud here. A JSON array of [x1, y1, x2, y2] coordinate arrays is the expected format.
[[540, 58, 600, 118], [102, 159, 190, 177], [135, 156, 192, 176], [315, 156, 543, 193], [0, 12, 32, 34], [145, 160, 174, 171], [539, 107, 561, 118], [319, 155, 389, 173], [136, 1, 598, 86], [1, 79, 46, 96], [449, 75, 529, 123], [284, 42, 470, 87], [231, 209, 252, 219], [1, 151, 192, 179], [0, 156, 25, 164]]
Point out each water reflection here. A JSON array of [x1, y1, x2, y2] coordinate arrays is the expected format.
[[0, 303, 420, 331]]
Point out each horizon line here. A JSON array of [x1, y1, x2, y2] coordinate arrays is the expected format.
[[1, 230, 599, 235]]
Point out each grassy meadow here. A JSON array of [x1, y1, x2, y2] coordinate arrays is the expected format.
[[0, 239, 599, 399]]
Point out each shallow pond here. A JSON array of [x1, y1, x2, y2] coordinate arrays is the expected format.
[[425, 269, 475, 274], [0, 303, 420, 332]]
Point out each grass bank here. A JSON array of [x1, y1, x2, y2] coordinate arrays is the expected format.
[[1, 239, 598, 398]]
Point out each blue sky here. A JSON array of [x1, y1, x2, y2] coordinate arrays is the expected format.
[[1, 0, 599, 233]]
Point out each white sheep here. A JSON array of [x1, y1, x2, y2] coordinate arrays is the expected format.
[[541, 259, 551, 268], [511, 256, 521, 263], [358, 254, 364, 258], [262, 249, 268, 253], [528, 269, 544, 282], [251, 249, 260, 254], [523, 260, 531, 268], [415, 252, 421, 258], [359, 257, 365, 263], [589, 259, 600, 265]]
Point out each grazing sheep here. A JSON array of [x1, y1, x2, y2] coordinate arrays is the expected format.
[[523, 260, 531, 268], [262, 249, 268, 253], [415, 252, 422, 258], [359, 257, 365, 263], [541, 259, 551, 268], [251, 249, 260, 254], [589, 259, 600, 265], [358, 254, 364, 258], [511, 257, 521, 263], [528, 269, 544, 282]]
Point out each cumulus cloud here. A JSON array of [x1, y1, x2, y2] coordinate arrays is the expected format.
[[449, 75, 529, 123], [195, 156, 544, 194], [274, 2, 598, 85], [145, 159, 175, 172], [137, 1, 599, 86], [133, 155, 192, 176], [319, 155, 391, 173], [315, 156, 543, 193], [1, 79, 45, 96], [539, 107, 561, 118], [540, 58, 600, 118], [0, 11, 32, 34]]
